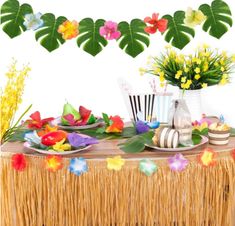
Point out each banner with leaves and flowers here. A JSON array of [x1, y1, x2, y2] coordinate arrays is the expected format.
[[0, 0, 233, 57]]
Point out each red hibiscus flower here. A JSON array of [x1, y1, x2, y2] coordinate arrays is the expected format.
[[105, 116, 124, 133], [11, 153, 27, 171], [26, 111, 54, 129], [144, 13, 168, 34]]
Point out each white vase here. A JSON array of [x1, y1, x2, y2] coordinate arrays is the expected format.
[[179, 89, 202, 121]]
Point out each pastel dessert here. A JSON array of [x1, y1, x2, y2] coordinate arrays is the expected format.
[[208, 122, 230, 145]]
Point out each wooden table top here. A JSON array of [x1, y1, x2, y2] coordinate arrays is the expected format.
[[1, 136, 235, 159]]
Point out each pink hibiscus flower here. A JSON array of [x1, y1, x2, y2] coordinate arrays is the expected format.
[[99, 21, 121, 40]]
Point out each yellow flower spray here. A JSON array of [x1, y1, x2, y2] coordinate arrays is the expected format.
[[0, 60, 31, 143]]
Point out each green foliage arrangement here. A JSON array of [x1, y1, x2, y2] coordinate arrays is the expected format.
[[141, 45, 235, 90]]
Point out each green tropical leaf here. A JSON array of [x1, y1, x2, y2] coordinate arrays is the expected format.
[[199, 0, 232, 39], [119, 136, 146, 153], [118, 19, 150, 58], [163, 11, 195, 49], [35, 13, 67, 52], [121, 126, 137, 138], [0, 0, 33, 38], [77, 18, 108, 56]]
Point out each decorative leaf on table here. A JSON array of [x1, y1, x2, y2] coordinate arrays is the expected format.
[[77, 18, 108, 56], [121, 126, 137, 138], [0, 0, 33, 38], [118, 19, 150, 58], [199, 0, 232, 39], [118, 131, 154, 153], [35, 13, 67, 52], [102, 113, 110, 125], [119, 136, 146, 153], [163, 11, 195, 49], [230, 128, 235, 137]]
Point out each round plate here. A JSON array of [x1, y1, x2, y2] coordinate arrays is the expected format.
[[58, 121, 103, 130], [23, 133, 93, 155], [145, 135, 208, 152]]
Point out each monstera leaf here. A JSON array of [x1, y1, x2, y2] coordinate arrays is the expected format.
[[0, 0, 33, 38], [163, 11, 195, 50], [199, 0, 232, 39], [35, 13, 67, 52], [118, 19, 149, 58], [77, 18, 108, 56]]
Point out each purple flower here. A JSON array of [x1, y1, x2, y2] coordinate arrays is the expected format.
[[168, 153, 189, 172], [68, 133, 98, 148], [135, 121, 149, 134], [99, 21, 121, 40]]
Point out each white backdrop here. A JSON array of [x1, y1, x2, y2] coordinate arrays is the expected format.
[[1, 0, 235, 125]]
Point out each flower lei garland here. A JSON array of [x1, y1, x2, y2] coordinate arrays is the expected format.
[[11, 148, 232, 176], [0, 0, 232, 57]]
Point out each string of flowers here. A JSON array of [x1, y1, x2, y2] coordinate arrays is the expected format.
[[0, 0, 232, 57], [0, 60, 31, 144]]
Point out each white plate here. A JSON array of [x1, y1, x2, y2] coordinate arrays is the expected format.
[[58, 121, 103, 130], [145, 135, 208, 152], [24, 142, 91, 156]]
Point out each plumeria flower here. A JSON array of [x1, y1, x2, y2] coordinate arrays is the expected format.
[[58, 20, 79, 40], [52, 139, 71, 152], [105, 116, 124, 133], [25, 111, 54, 129], [69, 157, 88, 176], [198, 148, 217, 167], [99, 21, 121, 40], [139, 159, 157, 176], [23, 13, 44, 31], [45, 155, 63, 172], [11, 153, 27, 171], [184, 7, 206, 28], [67, 133, 98, 148], [24, 130, 41, 146], [144, 13, 168, 34], [106, 156, 125, 171], [168, 153, 188, 172]]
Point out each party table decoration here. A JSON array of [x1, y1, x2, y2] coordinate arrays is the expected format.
[[99, 20, 121, 40], [141, 44, 235, 119], [11, 153, 27, 171], [208, 122, 230, 145], [0, 60, 31, 144], [24, 126, 98, 155], [45, 155, 63, 172], [139, 159, 157, 176], [57, 20, 79, 40], [23, 13, 43, 30], [58, 103, 101, 130], [168, 99, 192, 146], [168, 153, 188, 172], [184, 7, 206, 28], [2, 139, 235, 226], [69, 157, 88, 176], [198, 148, 217, 167], [0, 0, 233, 56], [152, 127, 179, 149], [106, 156, 125, 171]]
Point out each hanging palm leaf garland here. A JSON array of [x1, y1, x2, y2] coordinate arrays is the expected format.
[[0, 0, 233, 57]]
